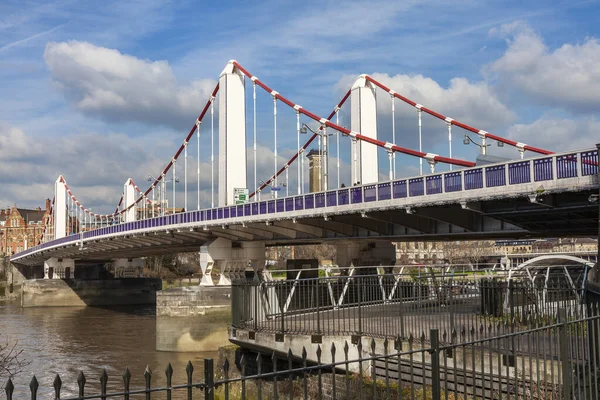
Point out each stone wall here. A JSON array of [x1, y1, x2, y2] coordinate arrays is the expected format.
[[21, 278, 162, 307], [157, 286, 231, 317], [156, 286, 232, 352]]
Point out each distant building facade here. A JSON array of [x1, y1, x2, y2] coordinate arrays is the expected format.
[[395, 238, 598, 266], [0, 200, 52, 256]]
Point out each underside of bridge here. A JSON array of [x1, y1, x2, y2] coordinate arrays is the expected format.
[[12, 188, 598, 267]]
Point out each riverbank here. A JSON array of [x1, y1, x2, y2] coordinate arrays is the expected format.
[[0, 282, 20, 301]]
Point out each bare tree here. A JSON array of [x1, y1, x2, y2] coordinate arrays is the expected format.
[[464, 241, 494, 270], [144, 254, 177, 278], [173, 253, 201, 276], [0, 337, 29, 379], [293, 244, 336, 262], [439, 240, 495, 271], [440, 241, 468, 266]]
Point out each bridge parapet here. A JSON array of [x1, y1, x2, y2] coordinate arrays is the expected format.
[[9, 147, 599, 265]]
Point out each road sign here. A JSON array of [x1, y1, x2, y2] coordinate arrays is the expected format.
[[234, 188, 249, 204]]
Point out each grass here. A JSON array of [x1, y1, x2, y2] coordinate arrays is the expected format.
[[212, 372, 476, 400], [161, 279, 198, 289]]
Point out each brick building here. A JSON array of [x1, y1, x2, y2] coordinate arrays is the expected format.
[[0, 200, 52, 256]]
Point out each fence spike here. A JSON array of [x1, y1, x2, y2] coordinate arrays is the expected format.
[[77, 371, 86, 398], [357, 339, 363, 354], [144, 365, 152, 389], [301, 346, 307, 361], [395, 334, 401, 350], [100, 369, 108, 395], [223, 358, 230, 374], [122, 367, 131, 399], [383, 337, 389, 350], [330, 342, 336, 357], [30, 376, 39, 398], [370, 338, 376, 354], [186, 360, 194, 379], [5, 378, 14, 400], [53, 374, 62, 399], [343, 341, 349, 356], [256, 352, 262, 375], [442, 330, 447, 342], [164, 363, 173, 388], [287, 349, 293, 374], [316, 345, 322, 362], [240, 354, 247, 376]]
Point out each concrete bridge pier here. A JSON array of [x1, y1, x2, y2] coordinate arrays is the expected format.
[[44, 257, 75, 279], [200, 237, 265, 285], [157, 236, 265, 352], [8, 257, 161, 307]]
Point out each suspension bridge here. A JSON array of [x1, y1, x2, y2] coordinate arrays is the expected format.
[[8, 60, 599, 281]]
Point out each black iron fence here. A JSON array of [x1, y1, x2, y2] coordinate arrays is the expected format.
[[5, 306, 600, 399], [232, 274, 584, 343]]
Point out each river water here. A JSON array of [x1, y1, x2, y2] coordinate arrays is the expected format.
[[0, 301, 218, 398]]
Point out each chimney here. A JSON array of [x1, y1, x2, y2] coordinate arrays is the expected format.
[[46, 198, 51, 211], [306, 149, 322, 193]]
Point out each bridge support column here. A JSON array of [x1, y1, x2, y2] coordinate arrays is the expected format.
[[123, 179, 137, 222], [54, 176, 67, 239], [44, 258, 75, 279], [200, 237, 265, 285], [112, 258, 144, 278], [218, 60, 247, 207], [335, 241, 396, 272], [351, 75, 378, 185]]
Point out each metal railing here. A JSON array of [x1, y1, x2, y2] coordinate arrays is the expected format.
[[5, 306, 600, 399], [232, 273, 587, 343], [12, 146, 599, 262]]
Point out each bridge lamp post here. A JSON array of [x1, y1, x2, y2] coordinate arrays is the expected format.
[[463, 134, 503, 155], [301, 123, 333, 191]]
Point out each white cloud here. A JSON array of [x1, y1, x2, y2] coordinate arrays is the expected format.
[[44, 41, 216, 129], [335, 72, 515, 152], [0, 122, 346, 212], [0, 124, 44, 161], [487, 22, 600, 112], [505, 116, 600, 153], [0, 122, 168, 212]]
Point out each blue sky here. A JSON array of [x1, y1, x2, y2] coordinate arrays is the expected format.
[[1, 0, 599, 213]]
